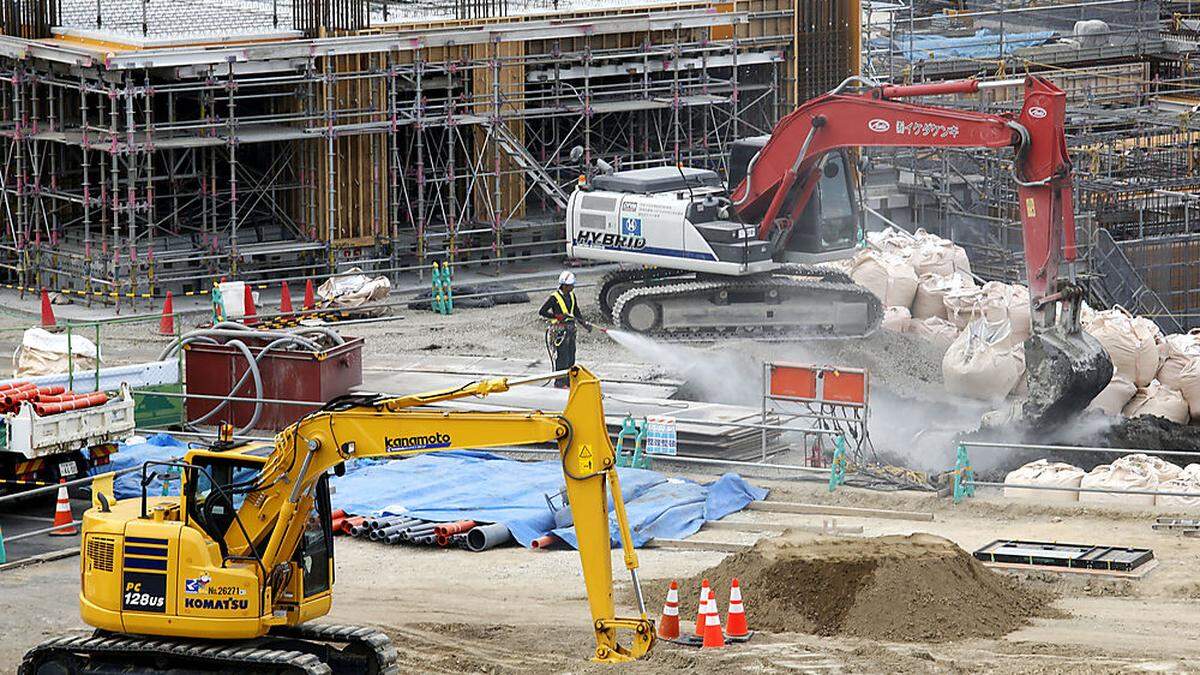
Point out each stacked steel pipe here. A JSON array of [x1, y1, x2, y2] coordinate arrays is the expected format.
[[0, 382, 109, 415], [335, 513, 513, 552]]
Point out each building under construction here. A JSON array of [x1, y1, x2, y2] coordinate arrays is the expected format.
[[0, 0, 859, 303]]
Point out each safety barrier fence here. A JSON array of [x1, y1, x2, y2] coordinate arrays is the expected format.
[[949, 441, 1200, 505]]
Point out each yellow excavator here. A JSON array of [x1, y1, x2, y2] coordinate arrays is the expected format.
[[20, 366, 656, 673]]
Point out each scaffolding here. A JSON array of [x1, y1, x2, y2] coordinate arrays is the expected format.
[[0, 0, 860, 303]]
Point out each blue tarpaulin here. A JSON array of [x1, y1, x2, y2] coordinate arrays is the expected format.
[[873, 28, 1056, 62], [330, 451, 767, 549], [90, 433, 189, 499]]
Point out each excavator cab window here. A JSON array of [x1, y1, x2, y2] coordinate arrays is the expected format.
[[785, 150, 860, 254], [185, 457, 262, 546], [294, 474, 333, 597]]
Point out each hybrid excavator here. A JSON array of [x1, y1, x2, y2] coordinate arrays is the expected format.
[[20, 367, 655, 673], [567, 75, 1112, 426]]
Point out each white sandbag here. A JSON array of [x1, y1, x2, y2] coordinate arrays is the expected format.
[[1122, 381, 1190, 425], [1086, 307, 1162, 386], [1113, 453, 1182, 483], [865, 227, 917, 258], [1175, 358, 1200, 420], [998, 283, 1032, 346], [1079, 459, 1158, 506], [1087, 374, 1136, 416], [943, 286, 986, 329], [216, 280, 260, 319], [907, 316, 959, 350], [13, 327, 100, 378], [1157, 464, 1200, 508], [942, 319, 1025, 401], [1003, 459, 1084, 502], [317, 267, 392, 309], [1158, 331, 1200, 389], [882, 306, 911, 333], [912, 228, 971, 275], [849, 250, 918, 309], [912, 272, 975, 320]]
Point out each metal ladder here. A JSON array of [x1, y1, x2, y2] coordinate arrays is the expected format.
[[492, 123, 569, 210]]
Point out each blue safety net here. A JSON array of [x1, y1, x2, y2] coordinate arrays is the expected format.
[[872, 28, 1056, 63]]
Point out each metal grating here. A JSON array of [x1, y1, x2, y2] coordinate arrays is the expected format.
[[86, 537, 115, 572]]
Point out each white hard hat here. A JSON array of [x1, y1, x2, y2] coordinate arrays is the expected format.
[[558, 271, 577, 286]]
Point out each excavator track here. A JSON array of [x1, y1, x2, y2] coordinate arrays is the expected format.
[[20, 624, 399, 675], [609, 265, 882, 341], [595, 267, 689, 323]]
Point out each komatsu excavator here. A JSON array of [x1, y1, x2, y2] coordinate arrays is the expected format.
[[20, 366, 655, 673], [567, 75, 1112, 425]]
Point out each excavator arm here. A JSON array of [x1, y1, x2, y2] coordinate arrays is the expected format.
[[731, 75, 1110, 426], [223, 366, 654, 662]]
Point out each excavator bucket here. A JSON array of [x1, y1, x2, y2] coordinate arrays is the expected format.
[[1020, 327, 1113, 429]]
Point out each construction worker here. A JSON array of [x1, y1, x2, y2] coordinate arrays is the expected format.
[[540, 271, 593, 387]]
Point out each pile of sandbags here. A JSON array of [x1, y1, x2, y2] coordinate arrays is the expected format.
[[1157, 464, 1200, 509], [912, 272, 975, 320], [1122, 381, 1190, 424], [942, 318, 1026, 401], [865, 227, 917, 257], [850, 250, 918, 309], [1084, 307, 1163, 386], [1003, 460, 1085, 502]]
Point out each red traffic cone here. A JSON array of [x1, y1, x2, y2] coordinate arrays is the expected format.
[[694, 578, 711, 637], [158, 291, 175, 336], [658, 581, 681, 639], [242, 284, 258, 326], [701, 595, 725, 649], [49, 479, 77, 536], [280, 280, 294, 314], [303, 278, 315, 310], [40, 289, 56, 328], [726, 577, 750, 638]]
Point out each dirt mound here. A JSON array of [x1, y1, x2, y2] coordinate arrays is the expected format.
[[656, 532, 1048, 642]]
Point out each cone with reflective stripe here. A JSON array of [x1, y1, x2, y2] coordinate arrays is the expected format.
[[49, 479, 77, 536], [701, 595, 725, 649], [657, 581, 680, 639], [726, 577, 749, 638], [694, 578, 712, 636]]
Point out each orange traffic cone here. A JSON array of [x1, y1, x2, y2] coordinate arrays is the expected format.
[[658, 581, 681, 639], [40, 289, 56, 328], [158, 291, 175, 336], [242, 284, 258, 326], [694, 578, 712, 637], [303, 278, 315, 310], [49, 479, 77, 536], [726, 578, 750, 639], [280, 281, 294, 314], [701, 595, 725, 649]]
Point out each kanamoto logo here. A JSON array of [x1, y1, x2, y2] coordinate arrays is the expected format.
[[385, 433, 451, 452], [1028, 106, 1047, 119], [867, 118, 890, 133]]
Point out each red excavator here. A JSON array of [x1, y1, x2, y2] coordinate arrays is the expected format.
[[565, 75, 1112, 426]]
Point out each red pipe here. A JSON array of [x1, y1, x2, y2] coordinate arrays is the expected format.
[[33, 391, 108, 416], [339, 516, 364, 535], [331, 509, 347, 520], [332, 517, 345, 533], [880, 79, 980, 99], [433, 520, 477, 537], [0, 380, 33, 392], [531, 535, 559, 550], [4, 385, 61, 407]]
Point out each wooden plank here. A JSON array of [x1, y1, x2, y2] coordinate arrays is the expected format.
[[746, 500, 935, 522]]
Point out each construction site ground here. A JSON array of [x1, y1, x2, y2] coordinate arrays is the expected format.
[[1, 269, 1199, 672]]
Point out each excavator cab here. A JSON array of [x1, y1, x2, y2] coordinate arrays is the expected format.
[[783, 151, 860, 257]]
